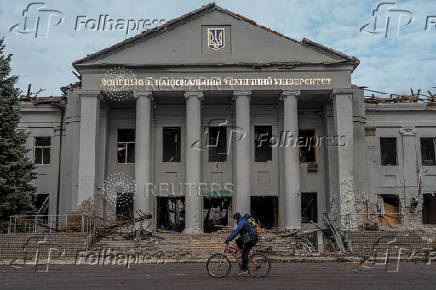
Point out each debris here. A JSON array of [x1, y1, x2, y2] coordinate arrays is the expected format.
[[60, 81, 81, 95], [410, 197, 419, 214], [363, 222, 379, 231], [322, 213, 346, 253], [364, 88, 436, 104]]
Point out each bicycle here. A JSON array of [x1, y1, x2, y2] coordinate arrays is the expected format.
[[206, 245, 271, 278]]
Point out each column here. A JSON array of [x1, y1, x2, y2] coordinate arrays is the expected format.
[[135, 92, 153, 216], [281, 90, 301, 229], [95, 106, 108, 217], [233, 90, 251, 215], [324, 104, 340, 222], [399, 127, 418, 225], [332, 89, 355, 229], [184, 91, 203, 233], [77, 91, 100, 207]]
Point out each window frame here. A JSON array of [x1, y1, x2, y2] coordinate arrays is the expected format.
[[420, 137, 436, 166], [298, 128, 317, 164], [254, 125, 273, 163], [117, 129, 135, 164], [422, 193, 436, 224], [208, 126, 227, 162], [301, 192, 318, 223], [162, 127, 181, 163], [34, 136, 52, 165], [380, 137, 398, 166]]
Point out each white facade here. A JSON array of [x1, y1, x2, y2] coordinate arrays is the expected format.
[[19, 4, 436, 231]]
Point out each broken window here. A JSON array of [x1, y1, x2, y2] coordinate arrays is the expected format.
[[117, 129, 135, 163], [423, 193, 436, 224], [157, 197, 185, 232], [380, 137, 397, 166], [378, 194, 400, 225], [163, 127, 181, 162], [203, 197, 231, 233], [299, 129, 316, 163], [421, 138, 436, 166], [254, 126, 272, 162], [116, 192, 134, 219], [301, 192, 318, 223], [34, 137, 51, 165], [250, 196, 278, 229], [208, 126, 227, 162]]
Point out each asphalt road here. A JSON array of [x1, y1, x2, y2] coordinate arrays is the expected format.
[[1, 262, 436, 289]]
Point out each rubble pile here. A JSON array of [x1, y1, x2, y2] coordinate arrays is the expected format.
[[85, 209, 436, 262], [255, 229, 314, 256]]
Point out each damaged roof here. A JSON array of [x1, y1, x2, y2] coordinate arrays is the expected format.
[[364, 89, 436, 104], [20, 96, 66, 107], [73, 3, 359, 70]]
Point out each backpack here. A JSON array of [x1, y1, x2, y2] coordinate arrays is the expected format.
[[243, 214, 259, 233]]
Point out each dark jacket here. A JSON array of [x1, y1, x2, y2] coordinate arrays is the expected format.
[[226, 217, 258, 244]]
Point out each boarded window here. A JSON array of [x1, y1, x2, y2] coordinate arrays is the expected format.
[[208, 126, 227, 162], [378, 194, 400, 225], [117, 129, 135, 163], [421, 138, 436, 166], [301, 192, 318, 223], [34, 137, 51, 165], [423, 193, 436, 224], [299, 129, 316, 163], [254, 126, 272, 162], [163, 127, 181, 162], [380, 137, 397, 166]]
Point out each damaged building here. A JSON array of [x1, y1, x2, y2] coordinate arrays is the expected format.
[[17, 4, 436, 233]]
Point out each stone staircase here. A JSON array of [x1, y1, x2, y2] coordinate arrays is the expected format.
[[92, 232, 230, 260], [154, 232, 227, 259], [94, 234, 136, 250], [6, 230, 433, 264], [91, 231, 315, 261]]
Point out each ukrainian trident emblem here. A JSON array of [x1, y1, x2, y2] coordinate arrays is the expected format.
[[207, 28, 225, 50]]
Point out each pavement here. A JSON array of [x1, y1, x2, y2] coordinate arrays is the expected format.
[[1, 262, 436, 289]]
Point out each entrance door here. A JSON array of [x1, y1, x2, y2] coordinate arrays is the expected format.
[[251, 196, 278, 229], [203, 197, 231, 232], [156, 197, 185, 232]]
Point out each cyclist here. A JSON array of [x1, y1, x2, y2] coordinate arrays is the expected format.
[[225, 212, 258, 275]]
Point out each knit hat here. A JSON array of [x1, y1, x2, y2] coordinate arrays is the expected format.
[[232, 212, 241, 220]]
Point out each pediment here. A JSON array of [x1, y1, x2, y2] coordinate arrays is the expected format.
[[73, 3, 358, 70]]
